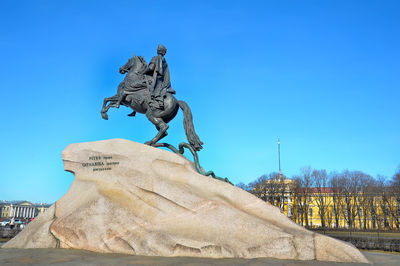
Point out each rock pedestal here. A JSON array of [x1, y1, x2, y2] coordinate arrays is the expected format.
[[3, 139, 369, 263]]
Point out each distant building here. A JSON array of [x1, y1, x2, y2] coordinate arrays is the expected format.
[[252, 178, 400, 230], [0, 201, 51, 219]]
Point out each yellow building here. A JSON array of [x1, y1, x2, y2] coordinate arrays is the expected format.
[[253, 178, 400, 230], [290, 188, 399, 230]]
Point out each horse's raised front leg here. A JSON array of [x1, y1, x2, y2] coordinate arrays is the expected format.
[[145, 111, 169, 146], [101, 95, 118, 120]]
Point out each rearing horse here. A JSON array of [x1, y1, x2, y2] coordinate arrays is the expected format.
[[100, 55, 203, 151]]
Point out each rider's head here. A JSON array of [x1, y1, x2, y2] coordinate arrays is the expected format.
[[157, 44, 167, 56]]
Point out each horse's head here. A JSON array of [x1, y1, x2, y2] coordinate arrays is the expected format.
[[135, 56, 147, 74], [119, 54, 137, 74], [119, 54, 147, 75]]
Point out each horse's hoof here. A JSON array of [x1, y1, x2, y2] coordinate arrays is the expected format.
[[101, 112, 108, 120], [225, 178, 234, 185], [144, 141, 154, 146]]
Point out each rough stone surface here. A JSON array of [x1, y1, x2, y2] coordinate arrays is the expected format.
[[2, 139, 369, 263], [3, 204, 57, 248]]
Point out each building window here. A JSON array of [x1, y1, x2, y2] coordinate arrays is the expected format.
[[384, 208, 389, 216]]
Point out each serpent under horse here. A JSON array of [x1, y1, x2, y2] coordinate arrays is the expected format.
[[100, 54, 203, 151]]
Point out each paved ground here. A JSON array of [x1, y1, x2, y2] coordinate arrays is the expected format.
[[0, 248, 399, 266]]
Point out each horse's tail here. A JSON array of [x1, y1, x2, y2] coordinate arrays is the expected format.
[[178, 100, 203, 151]]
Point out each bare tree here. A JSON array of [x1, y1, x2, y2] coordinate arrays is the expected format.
[[247, 172, 288, 210], [291, 176, 302, 224], [349, 171, 367, 229], [264, 172, 281, 206], [336, 171, 358, 229], [360, 175, 376, 230], [248, 175, 269, 201], [330, 173, 343, 229], [293, 167, 313, 228], [270, 172, 288, 211], [335, 173, 349, 228], [236, 182, 251, 192], [376, 175, 390, 229], [325, 202, 334, 229], [312, 169, 329, 228], [367, 179, 379, 229], [389, 167, 400, 229]]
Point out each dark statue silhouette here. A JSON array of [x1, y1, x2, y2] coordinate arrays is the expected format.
[[101, 45, 231, 184]]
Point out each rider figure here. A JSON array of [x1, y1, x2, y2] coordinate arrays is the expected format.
[[114, 45, 175, 110], [145, 44, 175, 110]]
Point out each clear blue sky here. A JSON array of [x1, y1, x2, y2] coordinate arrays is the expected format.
[[1, 1, 399, 203]]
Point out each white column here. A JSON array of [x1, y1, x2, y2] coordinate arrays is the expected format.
[[29, 208, 33, 218], [288, 196, 292, 217], [16, 207, 19, 217]]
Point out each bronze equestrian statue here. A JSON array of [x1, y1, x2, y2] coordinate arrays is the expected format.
[[100, 45, 231, 184], [101, 45, 203, 151]]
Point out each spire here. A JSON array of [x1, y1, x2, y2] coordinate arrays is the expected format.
[[278, 138, 282, 174]]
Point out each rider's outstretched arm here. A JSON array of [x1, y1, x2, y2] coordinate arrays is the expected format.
[[145, 62, 155, 74]]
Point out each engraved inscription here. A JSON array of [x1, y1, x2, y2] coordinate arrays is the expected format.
[[81, 155, 119, 171]]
